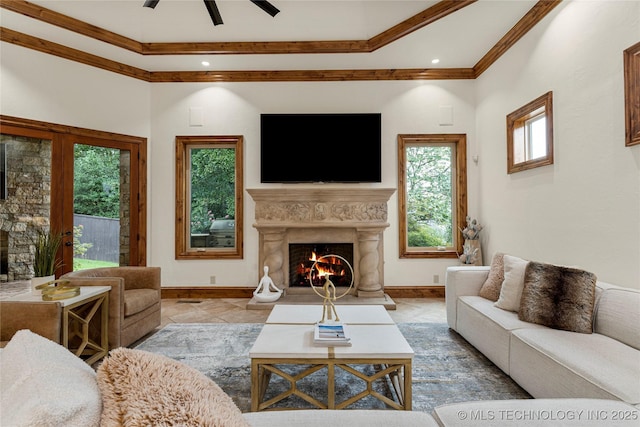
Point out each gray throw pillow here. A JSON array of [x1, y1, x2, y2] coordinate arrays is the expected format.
[[519, 261, 597, 333]]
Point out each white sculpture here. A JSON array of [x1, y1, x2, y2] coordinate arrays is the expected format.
[[253, 265, 282, 303]]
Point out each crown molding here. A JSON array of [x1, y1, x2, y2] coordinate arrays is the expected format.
[[0, 0, 563, 82]]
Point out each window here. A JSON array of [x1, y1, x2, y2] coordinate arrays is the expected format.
[[175, 135, 243, 260], [398, 134, 467, 258], [507, 91, 553, 173], [624, 41, 640, 146]]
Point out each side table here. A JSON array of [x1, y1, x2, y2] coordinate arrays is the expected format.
[[2, 285, 110, 365]]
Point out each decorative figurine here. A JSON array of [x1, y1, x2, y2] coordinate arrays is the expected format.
[[320, 274, 340, 323], [308, 254, 354, 324], [253, 265, 282, 303]]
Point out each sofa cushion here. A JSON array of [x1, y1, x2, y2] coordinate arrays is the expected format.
[[457, 296, 545, 374], [479, 252, 504, 302], [594, 286, 640, 351], [510, 328, 640, 404], [243, 409, 439, 426], [494, 255, 529, 312], [123, 288, 160, 317], [518, 262, 597, 334], [0, 329, 101, 427], [433, 398, 640, 426], [97, 347, 249, 427]]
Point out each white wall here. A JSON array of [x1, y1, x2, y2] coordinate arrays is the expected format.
[[0, 44, 150, 137], [3, 0, 637, 289], [149, 81, 478, 286], [475, 1, 640, 288]]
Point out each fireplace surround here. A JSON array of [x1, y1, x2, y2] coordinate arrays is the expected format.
[[247, 188, 395, 298]]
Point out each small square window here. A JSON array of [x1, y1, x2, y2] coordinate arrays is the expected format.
[[507, 92, 553, 174]]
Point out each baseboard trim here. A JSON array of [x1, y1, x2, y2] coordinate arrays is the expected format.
[[384, 286, 445, 298], [161, 285, 444, 299]]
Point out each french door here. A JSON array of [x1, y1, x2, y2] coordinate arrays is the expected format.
[[53, 134, 145, 274], [0, 116, 147, 277]]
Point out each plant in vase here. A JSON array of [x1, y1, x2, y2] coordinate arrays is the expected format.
[[31, 228, 63, 293]]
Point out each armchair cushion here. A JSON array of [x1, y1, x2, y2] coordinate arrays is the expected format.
[[124, 289, 161, 317], [0, 301, 62, 343]]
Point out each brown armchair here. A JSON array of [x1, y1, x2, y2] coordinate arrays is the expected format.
[[1, 301, 62, 344], [61, 267, 161, 348]]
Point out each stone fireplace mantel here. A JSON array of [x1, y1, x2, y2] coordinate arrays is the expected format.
[[247, 188, 395, 297]]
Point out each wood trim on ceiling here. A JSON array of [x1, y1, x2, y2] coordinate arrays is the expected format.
[[473, 0, 562, 77], [0, 27, 150, 81], [148, 68, 476, 83], [0, 0, 562, 82], [1, 0, 476, 55]]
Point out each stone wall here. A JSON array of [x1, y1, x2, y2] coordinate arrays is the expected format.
[[0, 135, 52, 281]]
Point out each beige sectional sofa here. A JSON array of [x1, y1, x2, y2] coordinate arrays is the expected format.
[[445, 263, 640, 408]]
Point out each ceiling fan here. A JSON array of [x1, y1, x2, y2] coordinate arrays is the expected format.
[[143, 0, 280, 27]]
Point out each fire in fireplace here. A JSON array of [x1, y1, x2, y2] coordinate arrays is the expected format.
[[289, 243, 353, 287]]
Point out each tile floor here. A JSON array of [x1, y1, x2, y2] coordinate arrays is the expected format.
[[160, 297, 446, 328]]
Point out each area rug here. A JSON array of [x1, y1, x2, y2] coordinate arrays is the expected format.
[[134, 323, 531, 413]]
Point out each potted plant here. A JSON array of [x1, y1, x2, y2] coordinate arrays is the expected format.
[[31, 228, 63, 293]]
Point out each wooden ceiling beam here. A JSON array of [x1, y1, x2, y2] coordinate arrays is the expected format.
[[0, 0, 563, 82], [368, 0, 477, 51], [0, 27, 150, 81], [142, 40, 370, 56], [473, 0, 563, 77], [148, 68, 476, 83], [0, 0, 143, 53]]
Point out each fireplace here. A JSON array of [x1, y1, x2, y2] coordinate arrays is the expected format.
[[247, 188, 395, 298], [289, 243, 354, 287]]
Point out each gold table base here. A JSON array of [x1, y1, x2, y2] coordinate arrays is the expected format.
[[62, 291, 109, 365], [251, 357, 412, 411]]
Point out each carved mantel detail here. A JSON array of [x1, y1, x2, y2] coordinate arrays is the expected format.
[[247, 188, 395, 297]]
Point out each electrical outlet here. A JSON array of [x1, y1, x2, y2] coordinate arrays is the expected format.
[[210, 275, 216, 284], [433, 274, 439, 284]]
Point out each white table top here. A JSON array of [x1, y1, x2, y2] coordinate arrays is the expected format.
[[266, 304, 395, 325], [2, 285, 111, 307], [250, 324, 414, 359]]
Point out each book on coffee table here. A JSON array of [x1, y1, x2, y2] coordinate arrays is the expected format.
[[313, 322, 352, 346]]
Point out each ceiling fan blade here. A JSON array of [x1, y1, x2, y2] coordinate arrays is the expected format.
[[250, 0, 280, 17], [143, 0, 160, 8], [203, 0, 224, 26]]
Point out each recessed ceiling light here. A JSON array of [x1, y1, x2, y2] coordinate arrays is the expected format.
[[431, 59, 440, 64], [201, 61, 210, 67]]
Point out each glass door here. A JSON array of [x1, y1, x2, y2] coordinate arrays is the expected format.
[[72, 144, 129, 270], [55, 135, 143, 273], [0, 116, 147, 278]]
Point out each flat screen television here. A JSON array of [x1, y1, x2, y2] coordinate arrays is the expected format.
[[260, 113, 382, 183]]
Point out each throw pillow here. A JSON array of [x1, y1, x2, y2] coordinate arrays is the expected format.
[[479, 252, 505, 301], [494, 254, 529, 312], [97, 347, 250, 427], [519, 262, 597, 333], [0, 329, 101, 427]]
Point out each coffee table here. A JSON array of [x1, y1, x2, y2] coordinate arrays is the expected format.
[[250, 304, 413, 411]]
